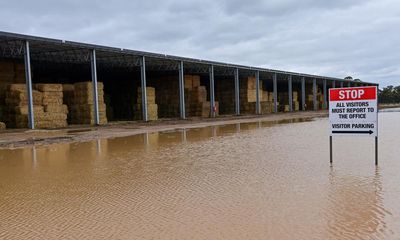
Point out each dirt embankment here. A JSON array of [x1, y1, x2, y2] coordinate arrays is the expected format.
[[0, 111, 328, 149], [379, 103, 400, 109]]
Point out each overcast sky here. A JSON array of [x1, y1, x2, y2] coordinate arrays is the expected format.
[[1, 0, 399, 86]]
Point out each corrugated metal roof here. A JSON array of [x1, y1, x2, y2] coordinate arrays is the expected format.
[[0, 31, 377, 85]]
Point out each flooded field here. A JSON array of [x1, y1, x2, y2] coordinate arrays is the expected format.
[[1, 110, 399, 239]]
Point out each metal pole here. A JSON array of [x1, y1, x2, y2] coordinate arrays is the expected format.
[[90, 49, 100, 125], [140, 56, 148, 122], [24, 41, 35, 129], [375, 136, 378, 165], [288, 75, 293, 112], [301, 77, 306, 111], [313, 78, 317, 111], [330, 136, 333, 165], [332, 80, 336, 88], [178, 61, 186, 119], [348, 81, 351, 87], [340, 81, 344, 88], [234, 68, 240, 115], [323, 79, 327, 109], [209, 65, 215, 118], [273, 73, 278, 113], [255, 71, 260, 114]]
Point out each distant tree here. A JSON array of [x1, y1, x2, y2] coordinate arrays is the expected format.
[[354, 79, 361, 82], [378, 85, 400, 103], [344, 76, 353, 80]]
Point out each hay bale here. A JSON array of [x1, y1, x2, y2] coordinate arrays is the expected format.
[[134, 103, 158, 120], [137, 87, 156, 104], [5, 90, 43, 106], [34, 84, 63, 92], [43, 104, 68, 114], [42, 97, 63, 105], [7, 84, 26, 92], [184, 75, 193, 89], [192, 75, 201, 87], [36, 120, 67, 129], [14, 106, 44, 115], [41, 91, 63, 99], [74, 82, 104, 91], [137, 87, 155, 96], [43, 112, 67, 121]]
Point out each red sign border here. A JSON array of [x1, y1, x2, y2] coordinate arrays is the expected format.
[[329, 86, 377, 101]]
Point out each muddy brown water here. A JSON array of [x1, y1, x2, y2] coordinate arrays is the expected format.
[[1, 111, 399, 239]]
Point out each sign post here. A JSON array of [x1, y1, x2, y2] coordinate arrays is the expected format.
[[329, 86, 378, 165]]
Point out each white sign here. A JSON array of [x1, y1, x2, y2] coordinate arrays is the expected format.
[[329, 86, 378, 137]]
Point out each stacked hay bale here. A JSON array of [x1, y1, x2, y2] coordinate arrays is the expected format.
[[134, 87, 158, 120], [293, 91, 300, 111], [34, 84, 68, 128], [4, 84, 44, 128], [65, 82, 107, 125], [184, 75, 218, 117], [278, 91, 300, 112], [216, 76, 273, 114], [305, 85, 324, 110], [240, 77, 273, 114], [152, 75, 218, 118], [0, 61, 26, 121], [3, 83, 68, 128]]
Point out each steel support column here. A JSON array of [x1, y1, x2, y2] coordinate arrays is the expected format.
[[288, 75, 293, 112], [140, 56, 148, 121], [234, 68, 240, 115], [24, 41, 35, 129], [273, 73, 278, 113], [178, 61, 186, 119], [323, 79, 327, 109], [90, 49, 100, 125], [313, 78, 317, 111], [332, 81, 336, 88], [301, 77, 306, 111], [209, 65, 215, 118], [255, 71, 260, 114], [348, 81, 351, 87], [340, 81, 344, 88]]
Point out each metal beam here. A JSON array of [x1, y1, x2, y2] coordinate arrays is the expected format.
[[140, 56, 148, 121], [255, 71, 260, 114], [209, 65, 216, 118], [313, 78, 317, 111], [234, 68, 240, 115], [178, 61, 186, 119], [288, 75, 293, 112], [323, 79, 327, 109], [24, 41, 34, 129], [90, 49, 100, 125], [301, 77, 306, 111], [273, 73, 278, 113]]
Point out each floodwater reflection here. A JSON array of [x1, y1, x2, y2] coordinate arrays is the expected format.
[[327, 168, 390, 239], [0, 113, 399, 239]]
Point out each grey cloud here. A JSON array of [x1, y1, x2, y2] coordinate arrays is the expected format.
[[0, 0, 399, 86]]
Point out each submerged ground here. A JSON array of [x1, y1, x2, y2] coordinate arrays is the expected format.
[[0, 109, 399, 239]]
